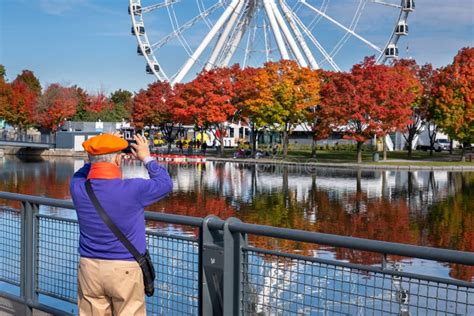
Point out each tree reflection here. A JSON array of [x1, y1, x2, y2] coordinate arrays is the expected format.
[[1, 157, 473, 281]]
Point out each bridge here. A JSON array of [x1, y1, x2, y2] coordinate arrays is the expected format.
[[0, 135, 55, 150], [0, 192, 473, 315]]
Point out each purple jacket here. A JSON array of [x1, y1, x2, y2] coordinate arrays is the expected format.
[[70, 160, 172, 260]]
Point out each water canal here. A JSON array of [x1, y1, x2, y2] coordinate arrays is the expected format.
[[0, 156, 473, 283]]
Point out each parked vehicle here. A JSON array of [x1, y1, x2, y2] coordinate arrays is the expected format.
[[417, 138, 451, 152]]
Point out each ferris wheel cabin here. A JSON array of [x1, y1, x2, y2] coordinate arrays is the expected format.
[[131, 23, 145, 36], [146, 64, 160, 75], [402, 0, 415, 12], [137, 45, 151, 56], [395, 21, 409, 35], [385, 44, 399, 58], [128, 4, 141, 16]]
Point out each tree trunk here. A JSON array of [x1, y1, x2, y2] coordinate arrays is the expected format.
[[251, 125, 257, 157], [461, 142, 467, 162], [383, 136, 387, 161], [311, 137, 317, 159], [406, 132, 414, 158], [282, 129, 289, 158], [219, 133, 225, 157], [449, 139, 453, 155], [356, 141, 363, 163]]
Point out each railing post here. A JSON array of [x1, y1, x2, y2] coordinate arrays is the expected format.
[[20, 201, 39, 316], [200, 215, 224, 316], [223, 217, 247, 316]]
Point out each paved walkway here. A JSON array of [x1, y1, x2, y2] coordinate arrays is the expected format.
[[207, 157, 474, 171]]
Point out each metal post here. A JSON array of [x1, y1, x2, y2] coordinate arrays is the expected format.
[[201, 215, 224, 316], [20, 202, 39, 316], [223, 217, 247, 316]]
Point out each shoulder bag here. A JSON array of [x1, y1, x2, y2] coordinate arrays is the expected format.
[[85, 179, 155, 297]]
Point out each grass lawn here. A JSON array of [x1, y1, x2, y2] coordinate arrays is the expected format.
[[217, 148, 474, 166]]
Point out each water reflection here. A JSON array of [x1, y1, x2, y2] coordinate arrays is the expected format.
[[0, 157, 473, 281]]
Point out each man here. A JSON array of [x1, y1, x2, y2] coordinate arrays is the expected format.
[[70, 133, 173, 315]]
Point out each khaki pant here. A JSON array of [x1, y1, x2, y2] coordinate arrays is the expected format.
[[78, 257, 146, 316]]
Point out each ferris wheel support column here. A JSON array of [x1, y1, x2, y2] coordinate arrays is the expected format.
[[262, 0, 289, 60], [205, 0, 245, 70], [279, 0, 318, 69], [269, 0, 307, 67], [172, 0, 240, 84], [221, 4, 257, 67]]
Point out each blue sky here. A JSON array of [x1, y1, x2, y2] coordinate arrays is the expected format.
[[1, 0, 473, 94]]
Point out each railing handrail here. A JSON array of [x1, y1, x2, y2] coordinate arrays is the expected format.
[[1, 191, 474, 266]]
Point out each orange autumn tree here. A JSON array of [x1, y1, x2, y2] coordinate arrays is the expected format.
[[250, 60, 320, 158], [3, 80, 37, 133], [432, 47, 474, 161], [35, 84, 79, 132], [231, 65, 263, 156]]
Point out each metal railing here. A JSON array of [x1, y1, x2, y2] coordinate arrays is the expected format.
[[0, 191, 473, 315]]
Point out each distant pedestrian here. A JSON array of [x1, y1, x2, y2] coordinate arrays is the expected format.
[[70, 133, 173, 315]]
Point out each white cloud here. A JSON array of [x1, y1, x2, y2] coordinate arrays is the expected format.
[[39, 0, 87, 15]]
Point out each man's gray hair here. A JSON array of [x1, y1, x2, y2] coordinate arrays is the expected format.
[[88, 152, 121, 163]]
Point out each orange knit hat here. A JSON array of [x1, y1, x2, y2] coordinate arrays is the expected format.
[[82, 134, 128, 155]]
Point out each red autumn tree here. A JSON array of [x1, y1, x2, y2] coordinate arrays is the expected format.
[[132, 81, 192, 152], [322, 57, 389, 163], [86, 92, 113, 115], [393, 60, 438, 157], [35, 84, 78, 132], [310, 70, 338, 158], [178, 68, 236, 156], [132, 81, 173, 129], [431, 47, 474, 161], [377, 61, 421, 160]]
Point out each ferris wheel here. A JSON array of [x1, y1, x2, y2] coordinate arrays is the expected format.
[[129, 0, 415, 84]]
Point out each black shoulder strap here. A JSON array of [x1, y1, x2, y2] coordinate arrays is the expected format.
[[85, 179, 141, 261]]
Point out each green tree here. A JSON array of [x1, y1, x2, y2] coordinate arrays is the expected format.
[[13, 70, 42, 96], [0, 65, 6, 79]]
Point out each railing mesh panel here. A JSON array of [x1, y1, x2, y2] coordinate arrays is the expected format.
[[0, 208, 21, 286], [34, 215, 199, 314], [37, 216, 80, 302], [242, 249, 474, 315], [146, 234, 199, 315]]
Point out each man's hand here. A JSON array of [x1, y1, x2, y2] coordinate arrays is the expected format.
[[131, 134, 151, 162]]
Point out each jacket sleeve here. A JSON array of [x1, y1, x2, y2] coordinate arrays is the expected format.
[[136, 160, 173, 207], [71, 163, 91, 181]]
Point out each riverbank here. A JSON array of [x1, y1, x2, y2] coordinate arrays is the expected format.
[[1, 147, 473, 170]]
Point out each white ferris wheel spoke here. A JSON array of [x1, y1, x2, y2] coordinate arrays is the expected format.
[[221, 1, 258, 67], [269, 0, 308, 67], [280, 0, 318, 69], [151, 2, 224, 50], [172, 0, 241, 84], [140, 0, 180, 14], [327, 0, 365, 59], [290, 10, 340, 71], [205, 0, 246, 70], [299, 0, 383, 53], [368, 0, 402, 9], [262, 0, 289, 60]]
